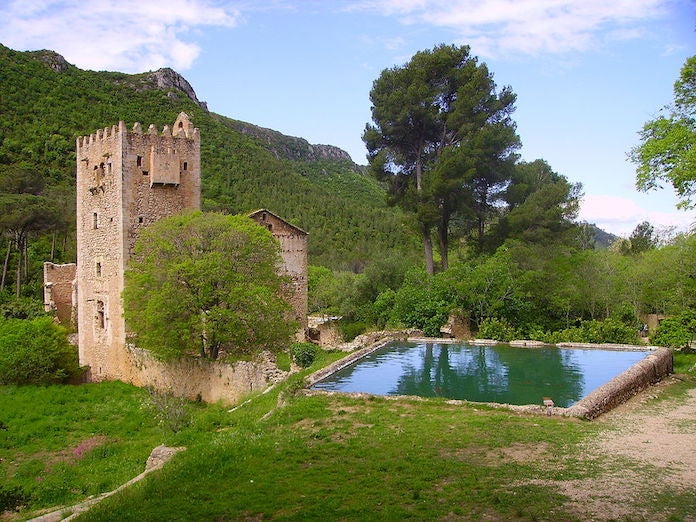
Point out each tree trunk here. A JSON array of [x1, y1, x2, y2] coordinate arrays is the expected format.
[[415, 148, 423, 191], [15, 235, 22, 298], [50, 230, 56, 261], [422, 223, 435, 275], [0, 238, 11, 293], [23, 233, 29, 282], [475, 184, 489, 253], [437, 205, 449, 271]]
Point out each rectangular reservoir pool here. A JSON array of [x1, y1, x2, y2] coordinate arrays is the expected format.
[[311, 341, 652, 407]]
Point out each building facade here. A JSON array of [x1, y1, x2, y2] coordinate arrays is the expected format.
[[75, 112, 201, 381], [249, 209, 309, 336], [44, 113, 309, 395]]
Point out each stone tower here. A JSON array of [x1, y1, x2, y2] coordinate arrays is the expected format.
[[249, 209, 308, 337], [75, 113, 200, 381]]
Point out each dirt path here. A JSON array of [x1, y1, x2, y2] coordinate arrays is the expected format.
[[559, 376, 696, 521]]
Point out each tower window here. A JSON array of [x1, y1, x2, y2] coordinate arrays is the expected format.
[[142, 170, 149, 176], [136, 155, 142, 167], [96, 262, 102, 276], [93, 212, 98, 229], [138, 216, 144, 224], [96, 300, 105, 329], [182, 161, 188, 171]]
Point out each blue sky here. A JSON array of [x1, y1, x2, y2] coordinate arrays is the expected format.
[[1, 0, 694, 236]]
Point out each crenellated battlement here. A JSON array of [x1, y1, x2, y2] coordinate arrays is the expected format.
[[76, 112, 199, 149]]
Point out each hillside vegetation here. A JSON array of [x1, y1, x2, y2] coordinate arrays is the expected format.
[[0, 44, 419, 279]]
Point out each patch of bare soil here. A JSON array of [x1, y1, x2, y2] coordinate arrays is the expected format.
[[551, 377, 696, 521]]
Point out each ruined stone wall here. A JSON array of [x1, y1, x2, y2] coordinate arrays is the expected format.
[[43, 262, 77, 326], [123, 346, 285, 404], [76, 114, 200, 382], [568, 347, 673, 419]]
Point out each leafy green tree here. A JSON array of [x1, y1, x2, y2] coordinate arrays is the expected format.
[[0, 193, 59, 296], [437, 247, 529, 328], [630, 55, 695, 209], [307, 265, 339, 314], [0, 316, 78, 384], [490, 160, 582, 250], [637, 233, 696, 315], [627, 221, 656, 254], [123, 212, 296, 360], [364, 44, 519, 273]]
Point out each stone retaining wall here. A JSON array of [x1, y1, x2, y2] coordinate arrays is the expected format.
[[307, 331, 408, 385], [565, 346, 672, 419], [120, 345, 287, 404]]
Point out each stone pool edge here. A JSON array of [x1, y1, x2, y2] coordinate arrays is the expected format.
[[304, 335, 674, 420]]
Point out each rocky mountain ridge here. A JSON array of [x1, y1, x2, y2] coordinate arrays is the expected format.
[[24, 48, 355, 164]]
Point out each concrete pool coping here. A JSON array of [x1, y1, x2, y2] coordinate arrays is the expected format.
[[304, 335, 673, 420]]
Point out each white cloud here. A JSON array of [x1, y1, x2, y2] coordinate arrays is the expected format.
[[579, 194, 695, 236], [0, 0, 240, 72], [349, 0, 669, 57]]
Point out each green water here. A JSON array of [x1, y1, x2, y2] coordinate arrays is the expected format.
[[312, 341, 650, 407]]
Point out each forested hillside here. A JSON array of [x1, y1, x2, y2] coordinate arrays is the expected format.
[[0, 43, 419, 290]]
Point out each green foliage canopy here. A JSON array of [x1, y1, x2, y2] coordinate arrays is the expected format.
[[630, 55, 696, 209], [364, 44, 520, 272], [123, 212, 296, 360]]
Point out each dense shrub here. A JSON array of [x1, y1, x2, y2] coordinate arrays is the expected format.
[[477, 317, 518, 342], [0, 296, 47, 320], [289, 342, 319, 368], [546, 319, 638, 345], [652, 310, 696, 348], [390, 269, 449, 337], [0, 316, 78, 385], [339, 321, 368, 342]]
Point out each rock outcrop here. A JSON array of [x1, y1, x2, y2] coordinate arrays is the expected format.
[[29, 50, 70, 72], [147, 68, 208, 111], [232, 120, 354, 163]]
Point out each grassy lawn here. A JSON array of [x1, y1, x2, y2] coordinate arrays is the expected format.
[[1, 351, 694, 521]]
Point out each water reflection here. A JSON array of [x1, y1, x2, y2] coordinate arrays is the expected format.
[[312, 342, 649, 407]]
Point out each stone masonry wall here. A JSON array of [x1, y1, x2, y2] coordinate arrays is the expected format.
[[76, 113, 200, 382], [123, 346, 286, 404], [249, 210, 308, 335], [43, 262, 77, 326]]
